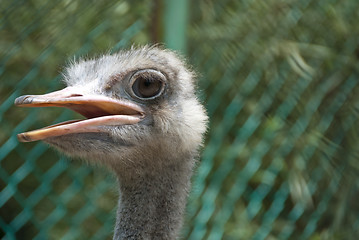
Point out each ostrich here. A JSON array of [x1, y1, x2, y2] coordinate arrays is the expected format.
[[15, 46, 208, 240]]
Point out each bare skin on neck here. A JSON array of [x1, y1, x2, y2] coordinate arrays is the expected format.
[[114, 162, 192, 239]]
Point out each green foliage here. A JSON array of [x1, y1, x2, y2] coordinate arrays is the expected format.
[[185, 0, 359, 239]]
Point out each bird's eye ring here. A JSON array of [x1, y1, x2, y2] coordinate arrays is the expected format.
[[130, 70, 165, 100]]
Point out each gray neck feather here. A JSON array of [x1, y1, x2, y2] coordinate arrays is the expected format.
[[113, 155, 194, 240]]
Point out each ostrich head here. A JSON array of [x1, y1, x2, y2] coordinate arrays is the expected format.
[[15, 46, 208, 239]]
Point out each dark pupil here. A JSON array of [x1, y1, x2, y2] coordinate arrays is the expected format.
[[133, 77, 162, 98]]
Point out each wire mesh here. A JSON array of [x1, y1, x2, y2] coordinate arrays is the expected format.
[[1, 0, 359, 239]]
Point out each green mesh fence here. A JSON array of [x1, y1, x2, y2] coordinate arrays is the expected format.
[[1, 0, 359, 239]]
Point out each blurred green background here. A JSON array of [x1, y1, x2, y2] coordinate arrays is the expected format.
[[1, 0, 359, 239]]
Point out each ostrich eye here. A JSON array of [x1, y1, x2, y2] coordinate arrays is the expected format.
[[131, 70, 165, 99]]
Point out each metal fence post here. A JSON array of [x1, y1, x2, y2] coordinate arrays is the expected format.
[[163, 0, 189, 54]]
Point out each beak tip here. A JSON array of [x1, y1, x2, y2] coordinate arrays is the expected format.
[[15, 95, 32, 106], [17, 133, 31, 142]]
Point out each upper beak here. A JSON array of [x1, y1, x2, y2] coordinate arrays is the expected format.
[[15, 87, 145, 142]]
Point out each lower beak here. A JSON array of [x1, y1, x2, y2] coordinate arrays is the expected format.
[[15, 87, 145, 142]]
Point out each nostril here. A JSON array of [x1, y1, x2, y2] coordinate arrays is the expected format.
[[69, 94, 83, 97]]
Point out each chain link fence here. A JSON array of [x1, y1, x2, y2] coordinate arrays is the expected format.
[[1, 0, 359, 239]]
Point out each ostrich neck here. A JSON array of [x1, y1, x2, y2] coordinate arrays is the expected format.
[[113, 155, 194, 240]]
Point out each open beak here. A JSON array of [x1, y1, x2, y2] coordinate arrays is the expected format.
[[15, 87, 145, 142]]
